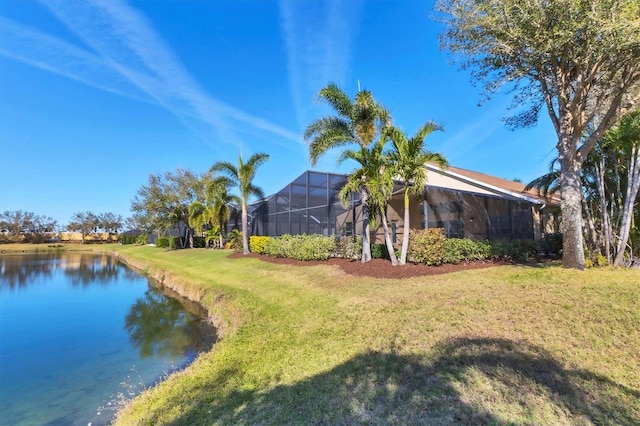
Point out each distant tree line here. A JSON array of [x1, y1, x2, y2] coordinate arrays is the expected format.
[[0, 210, 58, 243], [0, 210, 126, 244], [67, 211, 125, 243]]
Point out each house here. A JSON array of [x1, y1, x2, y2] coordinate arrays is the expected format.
[[245, 164, 560, 246]]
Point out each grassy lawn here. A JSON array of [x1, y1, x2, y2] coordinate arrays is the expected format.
[[11, 244, 639, 424]]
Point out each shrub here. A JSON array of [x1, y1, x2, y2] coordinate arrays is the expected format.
[[250, 236, 271, 254], [542, 232, 563, 256], [408, 228, 446, 266], [443, 238, 491, 264], [371, 243, 390, 259], [155, 236, 170, 248], [193, 236, 206, 248], [227, 229, 243, 251], [169, 237, 181, 250], [335, 236, 362, 260], [296, 234, 336, 260], [135, 233, 148, 245], [264, 234, 336, 261], [119, 234, 138, 245], [489, 239, 536, 261], [264, 234, 294, 258]]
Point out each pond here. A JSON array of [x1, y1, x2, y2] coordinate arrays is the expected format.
[[0, 252, 216, 425]]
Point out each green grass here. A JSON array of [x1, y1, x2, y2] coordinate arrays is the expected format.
[[19, 244, 640, 424]]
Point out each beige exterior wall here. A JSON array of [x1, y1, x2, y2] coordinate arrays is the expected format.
[[425, 169, 500, 197], [59, 232, 118, 242]]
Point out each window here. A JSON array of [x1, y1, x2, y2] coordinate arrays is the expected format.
[[345, 222, 354, 236], [391, 221, 398, 244]]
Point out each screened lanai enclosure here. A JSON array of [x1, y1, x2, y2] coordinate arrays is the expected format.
[[231, 168, 558, 244], [248, 171, 358, 237]]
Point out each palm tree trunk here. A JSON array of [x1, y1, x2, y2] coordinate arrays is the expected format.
[[399, 188, 411, 265], [379, 207, 398, 266], [241, 203, 250, 255], [360, 187, 371, 263], [614, 145, 640, 266]]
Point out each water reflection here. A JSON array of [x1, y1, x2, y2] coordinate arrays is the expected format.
[[0, 252, 217, 426], [125, 286, 216, 360], [0, 253, 139, 290]]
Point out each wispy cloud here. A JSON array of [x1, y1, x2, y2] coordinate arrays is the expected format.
[[436, 103, 510, 162], [279, 0, 363, 132], [0, 0, 300, 151]]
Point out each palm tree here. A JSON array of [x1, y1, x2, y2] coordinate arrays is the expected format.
[[338, 139, 399, 265], [385, 122, 447, 265], [207, 176, 240, 248], [211, 153, 269, 255], [188, 201, 213, 239], [304, 83, 391, 263], [525, 110, 640, 266]]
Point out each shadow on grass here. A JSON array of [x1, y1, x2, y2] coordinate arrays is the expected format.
[[172, 338, 639, 425]]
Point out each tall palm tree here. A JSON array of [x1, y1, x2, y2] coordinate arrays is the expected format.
[[338, 139, 399, 265], [211, 153, 269, 255], [385, 122, 447, 265], [304, 83, 391, 263]]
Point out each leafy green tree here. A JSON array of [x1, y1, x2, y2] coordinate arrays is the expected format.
[[338, 139, 399, 265], [67, 211, 99, 243], [384, 122, 448, 265], [304, 83, 391, 263], [131, 169, 205, 248], [437, 0, 640, 269], [211, 153, 269, 255]]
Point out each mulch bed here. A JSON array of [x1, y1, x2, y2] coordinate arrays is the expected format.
[[227, 251, 509, 279]]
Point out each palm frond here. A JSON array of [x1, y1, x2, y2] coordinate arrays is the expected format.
[[318, 83, 353, 118]]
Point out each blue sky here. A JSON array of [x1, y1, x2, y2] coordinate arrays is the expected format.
[[0, 0, 558, 227]]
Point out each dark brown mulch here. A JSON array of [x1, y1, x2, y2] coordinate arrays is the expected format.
[[227, 251, 507, 279]]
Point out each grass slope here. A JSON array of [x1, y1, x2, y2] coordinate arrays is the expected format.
[[96, 246, 640, 425]]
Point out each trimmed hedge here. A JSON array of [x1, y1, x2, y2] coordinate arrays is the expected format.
[[264, 234, 336, 261], [169, 237, 181, 250], [408, 228, 447, 265], [250, 236, 271, 254], [443, 238, 491, 264], [155, 236, 170, 248], [489, 239, 536, 261], [408, 229, 538, 265]]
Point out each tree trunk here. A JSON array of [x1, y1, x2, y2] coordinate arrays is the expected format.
[[559, 155, 586, 270], [595, 158, 611, 261], [399, 188, 411, 265], [241, 203, 250, 255], [581, 197, 598, 250], [614, 145, 640, 266], [379, 206, 398, 266], [360, 187, 371, 263]]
